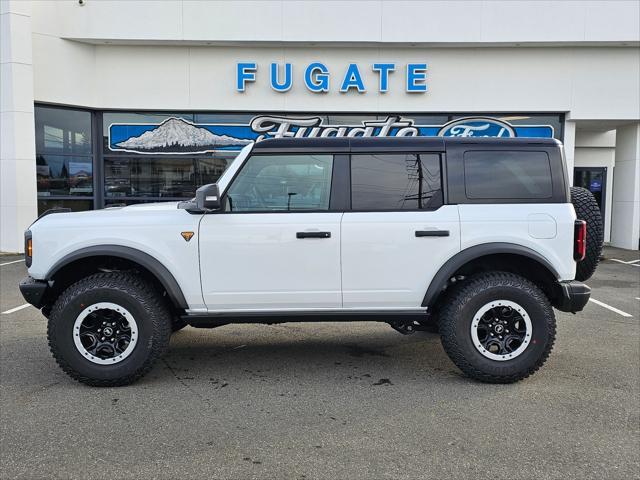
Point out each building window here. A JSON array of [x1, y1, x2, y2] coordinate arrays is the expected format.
[[34, 106, 94, 213]]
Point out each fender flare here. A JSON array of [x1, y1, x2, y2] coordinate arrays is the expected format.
[[46, 245, 188, 310], [421, 242, 560, 308]]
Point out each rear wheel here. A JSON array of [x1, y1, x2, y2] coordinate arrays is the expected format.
[[571, 186, 603, 281], [439, 272, 556, 383], [48, 272, 172, 386]]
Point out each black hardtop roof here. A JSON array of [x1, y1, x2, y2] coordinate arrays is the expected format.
[[252, 136, 562, 153]]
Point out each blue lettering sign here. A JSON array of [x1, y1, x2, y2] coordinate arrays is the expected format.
[[340, 63, 366, 93], [270, 63, 292, 92], [406, 63, 427, 92], [304, 62, 329, 92], [236, 62, 257, 92], [372, 63, 395, 93]]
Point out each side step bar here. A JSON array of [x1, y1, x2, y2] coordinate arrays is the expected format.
[[183, 310, 429, 328]]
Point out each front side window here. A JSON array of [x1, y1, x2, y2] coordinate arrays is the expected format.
[[351, 153, 442, 210], [225, 154, 334, 212]]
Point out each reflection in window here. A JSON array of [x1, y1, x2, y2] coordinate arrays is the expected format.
[[36, 155, 93, 196], [105, 157, 196, 198], [35, 107, 92, 155], [37, 199, 93, 216], [351, 154, 442, 210], [226, 154, 333, 212], [196, 157, 233, 186]]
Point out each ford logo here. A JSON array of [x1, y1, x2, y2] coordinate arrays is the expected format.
[[437, 117, 516, 138]]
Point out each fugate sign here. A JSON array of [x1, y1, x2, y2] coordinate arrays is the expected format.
[[236, 62, 428, 93], [108, 116, 554, 155]]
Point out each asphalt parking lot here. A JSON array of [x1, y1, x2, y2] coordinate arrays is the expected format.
[[1, 248, 638, 480]]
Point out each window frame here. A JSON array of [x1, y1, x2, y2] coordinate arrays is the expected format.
[[348, 151, 445, 213], [218, 152, 349, 214]]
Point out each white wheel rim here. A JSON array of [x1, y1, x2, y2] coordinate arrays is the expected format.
[[73, 302, 138, 365], [470, 300, 532, 361]]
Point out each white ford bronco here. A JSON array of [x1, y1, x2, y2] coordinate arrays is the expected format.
[[20, 137, 603, 386]]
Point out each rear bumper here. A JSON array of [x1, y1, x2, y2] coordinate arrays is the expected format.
[[555, 280, 591, 313], [19, 276, 48, 309]]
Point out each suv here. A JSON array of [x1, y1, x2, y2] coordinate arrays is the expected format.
[[19, 137, 603, 386]]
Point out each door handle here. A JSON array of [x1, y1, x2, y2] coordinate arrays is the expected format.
[[296, 231, 331, 239], [415, 230, 449, 237]]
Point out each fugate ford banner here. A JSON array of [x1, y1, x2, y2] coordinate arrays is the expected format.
[[108, 116, 555, 155]]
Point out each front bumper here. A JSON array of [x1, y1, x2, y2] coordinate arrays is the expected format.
[[555, 280, 591, 313], [19, 276, 48, 309]]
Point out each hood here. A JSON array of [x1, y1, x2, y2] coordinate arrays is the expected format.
[[30, 201, 184, 229]]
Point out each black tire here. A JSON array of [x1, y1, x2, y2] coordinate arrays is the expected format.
[[571, 186, 603, 281], [439, 272, 556, 383], [47, 272, 172, 387]]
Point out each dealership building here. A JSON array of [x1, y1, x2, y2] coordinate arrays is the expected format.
[[1, 0, 639, 252]]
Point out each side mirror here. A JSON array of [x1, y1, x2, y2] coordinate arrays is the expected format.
[[195, 183, 221, 211]]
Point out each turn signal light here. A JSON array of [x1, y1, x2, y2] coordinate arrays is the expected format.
[[24, 231, 33, 267], [574, 220, 586, 262]]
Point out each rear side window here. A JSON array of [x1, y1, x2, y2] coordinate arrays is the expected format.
[[463, 151, 553, 199], [351, 153, 442, 211]]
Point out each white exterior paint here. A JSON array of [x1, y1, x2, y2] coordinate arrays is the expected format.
[[458, 204, 577, 280], [1, 0, 639, 251], [341, 208, 461, 308], [1, 0, 38, 253], [611, 124, 640, 250], [26, 145, 577, 311], [28, 202, 206, 309]]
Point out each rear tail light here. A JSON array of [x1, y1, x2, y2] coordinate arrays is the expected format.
[[574, 220, 586, 262]]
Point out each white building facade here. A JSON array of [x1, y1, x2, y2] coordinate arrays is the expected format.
[[2, 0, 639, 252]]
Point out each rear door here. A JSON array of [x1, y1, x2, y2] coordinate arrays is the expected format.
[[341, 152, 461, 309]]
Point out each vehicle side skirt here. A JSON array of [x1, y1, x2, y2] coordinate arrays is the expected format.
[[184, 310, 429, 328]]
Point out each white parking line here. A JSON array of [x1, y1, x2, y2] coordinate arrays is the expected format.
[[0, 259, 23, 267], [1, 304, 32, 315], [589, 298, 633, 318], [610, 258, 640, 266]]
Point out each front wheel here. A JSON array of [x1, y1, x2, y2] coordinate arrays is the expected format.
[[47, 272, 172, 386], [439, 272, 556, 383]]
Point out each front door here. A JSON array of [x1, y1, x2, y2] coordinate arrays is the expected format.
[[199, 153, 342, 311], [341, 152, 461, 309]]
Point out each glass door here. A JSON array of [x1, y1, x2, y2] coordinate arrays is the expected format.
[[574, 167, 607, 222]]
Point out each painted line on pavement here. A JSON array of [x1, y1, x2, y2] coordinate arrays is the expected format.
[[0, 259, 23, 267], [610, 258, 640, 266], [589, 298, 633, 318], [1, 304, 32, 315]]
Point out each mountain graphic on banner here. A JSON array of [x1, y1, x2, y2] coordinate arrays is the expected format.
[[115, 117, 252, 152]]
